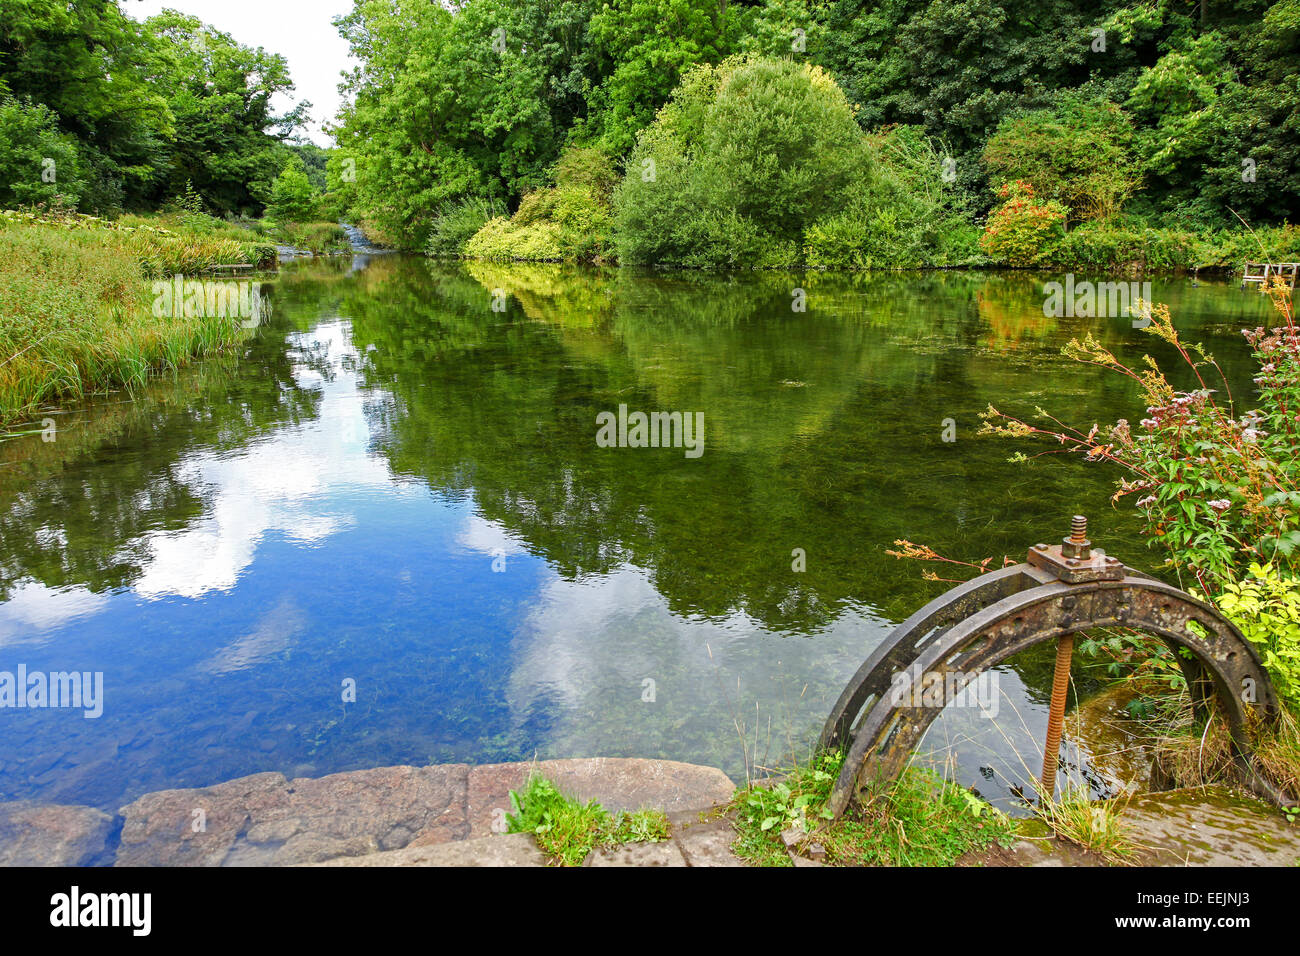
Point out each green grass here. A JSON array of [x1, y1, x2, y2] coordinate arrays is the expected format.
[[268, 220, 351, 255], [1029, 783, 1140, 864], [730, 752, 1016, 867], [5, 208, 276, 276], [505, 773, 671, 866], [0, 213, 264, 427]]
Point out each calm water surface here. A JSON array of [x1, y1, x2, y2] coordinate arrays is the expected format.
[[0, 258, 1278, 812]]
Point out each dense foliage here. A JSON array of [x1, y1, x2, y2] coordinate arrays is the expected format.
[[329, 0, 1300, 259], [0, 2, 308, 216]]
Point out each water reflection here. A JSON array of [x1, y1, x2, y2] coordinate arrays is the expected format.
[[0, 257, 1277, 813]]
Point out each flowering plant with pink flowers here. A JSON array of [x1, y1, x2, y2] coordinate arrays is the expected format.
[[983, 276, 1298, 597]]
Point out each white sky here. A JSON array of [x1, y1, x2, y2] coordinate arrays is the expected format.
[[121, 0, 356, 147]]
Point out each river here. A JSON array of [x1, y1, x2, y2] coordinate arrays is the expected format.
[[0, 257, 1278, 813]]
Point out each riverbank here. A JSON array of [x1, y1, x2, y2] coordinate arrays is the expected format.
[[0, 210, 275, 429], [5, 756, 1293, 867], [438, 212, 1300, 275]]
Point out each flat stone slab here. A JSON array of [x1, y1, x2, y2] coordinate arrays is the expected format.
[[115, 757, 735, 866], [584, 840, 687, 866], [668, 811, 748, 867], [1125, 787, 1300, 866], [0, 801, 113, 866], [116, 765, 468, 867], [306, 833, 548, 867], [465, 758, 735, 839], [962, 787, 1300, 867]]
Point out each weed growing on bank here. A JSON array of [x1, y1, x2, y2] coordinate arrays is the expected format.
[[505, 774, 671, 866]]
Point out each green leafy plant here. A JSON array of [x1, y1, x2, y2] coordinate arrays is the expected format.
[[985, 281, 1299, 593], [505, 773, 670, 866], [730, 752, 1012, 867], [1215, 562, 1300, 710], [978, 180, 1068, 267]]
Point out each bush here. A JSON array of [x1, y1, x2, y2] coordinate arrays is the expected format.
[[265, 158, 319, 222], [983, 94, 1141, 222], [1215, 563, 1300, 711], [461, 147, 616, 262], [615, 56, 868, 267], [1048, 222, 1199, 271], [978, 181, 1068, 267], [426, 196, 507, 258], [805, 128, 979, 269], [464, 215, 564, 261]]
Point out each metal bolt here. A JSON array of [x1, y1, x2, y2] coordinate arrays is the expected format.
[[1069, 515, 1087, 543], [1061, 514, 1092, 560]]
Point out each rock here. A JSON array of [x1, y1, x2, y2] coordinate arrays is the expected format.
[[306, 833, 548, 867], [116, 765, 469, 867], [0, 801, 113, 866], [584, 841, 688, 866], [672, 815, 747, 867], [466, 757, 734, 839], [115, 756, 736, 866]]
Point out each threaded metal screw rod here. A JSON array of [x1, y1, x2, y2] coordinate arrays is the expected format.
[[1039, 515, 1085, 797]]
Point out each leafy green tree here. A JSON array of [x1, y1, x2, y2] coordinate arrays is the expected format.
[[983, 94, 1140, 221], [0, 0, 174, 211], [266, 157, 319, 221], [583, 0, 742, 154], [0, 98, 85, 208], [140, 11, 308, 215], [615, 56, 871, 266], [334, 0, 597, 248]]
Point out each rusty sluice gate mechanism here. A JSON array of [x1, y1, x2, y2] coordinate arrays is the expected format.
[[819, 516, 1288, 819]]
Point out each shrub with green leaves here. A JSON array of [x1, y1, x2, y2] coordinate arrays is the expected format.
[[505, 773, 670, 866], [463, 147, 616, 262], [986, 283, 1299, 593], [426, 196, 507, 258], [266, 158, 320, 222], [1215, 563, 1300, 710], [978, 180, 1068, 267], [614, 55, 869, 267], [983, 94, 1141, 223]]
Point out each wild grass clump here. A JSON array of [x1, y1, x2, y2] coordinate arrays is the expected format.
[[4, 207, 275, 275], [1148, 700, 1300, 801], [729, 752, 1014, 866], [0, 220, 254, 426], [505, 774, 671, 866], [1029, 784, 1140, 864], [270, 221, 350, 254]]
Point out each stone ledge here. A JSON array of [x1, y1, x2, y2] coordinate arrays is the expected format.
[[0, 801, 113, 867], [305, 833, 549, 867], [111, 757, 736, 867]]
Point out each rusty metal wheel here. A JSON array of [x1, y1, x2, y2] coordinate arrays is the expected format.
[[819, 526, 1286, 819]]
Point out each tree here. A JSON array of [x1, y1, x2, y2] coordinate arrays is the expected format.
[[0, 0, 173, 211], [983, 94, 1140, 222], [0, 98, 85, 208], [266, 158, 319, 221], [614, 56, 872, 266], [140, 11, 308, 215]]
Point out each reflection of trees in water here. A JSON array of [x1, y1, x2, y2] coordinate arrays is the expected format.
[[337, 259, 1140, 633], [0, 315, 323, 600]]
